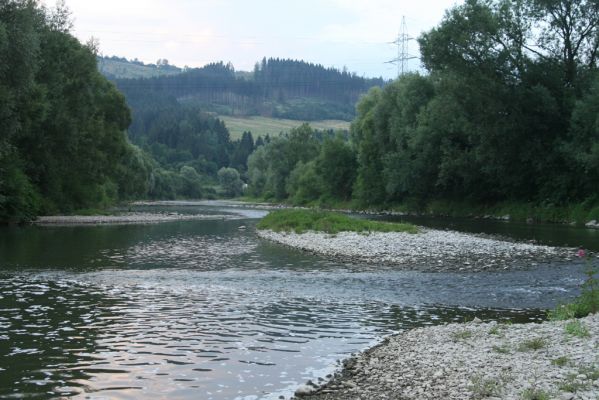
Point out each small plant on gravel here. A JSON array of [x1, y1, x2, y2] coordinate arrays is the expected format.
[[451, 329, 473, 341], [579, 365, 599, 380], [559, 373, 589, 393], [564, 320, 590, 338], [489, 325, 501, 335], [551, 356, 570, 367], [469, 375, 504, 399], [517, 337, 547, 352], [549, 249, 599, 320], [492, 344, 510, 354], [520, 387, 551, 400]]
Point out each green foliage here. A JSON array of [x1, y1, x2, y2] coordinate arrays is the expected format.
[[180, 166, 203, 199], [287, 161, 323, 205], [564, 320, 591, 338], [469, 375, 504, 399], [451, 329, 473, 341], [549, 256, 599, 320], [551, 356, 570, 367], [0, 0, 152, 221], [217, 167, 243, 197], [520, 388, 551, 400], [247, 124, 320, 200], [517, 338, 547, 352], [256, 209, 418, 234], [113, 58, 384, 123], [339, 0, 599, 211]]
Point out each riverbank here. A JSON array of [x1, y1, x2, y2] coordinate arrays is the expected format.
[[237, 197, 599, 229], [257, 228, 573, 272], [34, 212, 237, 225], [295, 313, 599, 400]]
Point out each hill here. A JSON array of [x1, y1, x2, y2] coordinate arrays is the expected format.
[[98, 56, 182, 79], [109, 58, 386, 122]]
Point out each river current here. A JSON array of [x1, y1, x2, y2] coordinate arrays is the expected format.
[[0, 202, 592, 399]]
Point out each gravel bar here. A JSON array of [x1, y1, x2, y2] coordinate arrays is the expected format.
[[257, 228, 572, 272], [35, 213, 237, 225], [294, 314, 599, 400]]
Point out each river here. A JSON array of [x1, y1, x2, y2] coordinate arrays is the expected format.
[[0, 202, 593, 399]]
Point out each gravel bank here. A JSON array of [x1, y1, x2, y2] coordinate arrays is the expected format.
[[35, 212, 237, 225], [257, 229, 572, 272], [295, 314, 599, 400]]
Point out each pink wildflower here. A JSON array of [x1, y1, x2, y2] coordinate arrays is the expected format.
[[577, 248, 586, 258]]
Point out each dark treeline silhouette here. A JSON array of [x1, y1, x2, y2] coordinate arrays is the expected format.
[[0, 0, 153, 222], [112, 58, 386, 121]]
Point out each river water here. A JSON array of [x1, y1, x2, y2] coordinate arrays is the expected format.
[[0, 202, 593, 399]]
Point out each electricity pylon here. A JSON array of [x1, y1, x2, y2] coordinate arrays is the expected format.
[[386, 16, 418, 78]]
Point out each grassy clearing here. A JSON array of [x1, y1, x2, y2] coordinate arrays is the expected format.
[[219, 115, 350, 140], [256, 209, 418, 234]]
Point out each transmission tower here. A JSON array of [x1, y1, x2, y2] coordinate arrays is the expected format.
[[386, 16, 418, 78]]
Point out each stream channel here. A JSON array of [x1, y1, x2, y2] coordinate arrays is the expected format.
[[0, 201, 596, 399]]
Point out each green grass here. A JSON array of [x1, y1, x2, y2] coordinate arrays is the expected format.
[[256, 209, 419, 234], [469, 375, 504, 399], [551, 356, 570, 367], [520, 387, 551, 400], [564, 320, 591, 338], [451, 329, 473, 341], [549, 261, 598, 321], [218, 115, 350, 140], [492, 345, 510, 354], [517, 337, 547, 352]]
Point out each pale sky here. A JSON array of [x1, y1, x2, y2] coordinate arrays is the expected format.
[[42, 0, 463, 79]]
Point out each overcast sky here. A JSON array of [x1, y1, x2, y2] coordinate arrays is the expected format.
[[42, 0, 462, 79]]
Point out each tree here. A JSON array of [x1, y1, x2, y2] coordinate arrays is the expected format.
[[218, 167, 243, 197]]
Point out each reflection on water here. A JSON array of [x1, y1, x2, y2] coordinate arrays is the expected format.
[[0, 203, 590, 399]]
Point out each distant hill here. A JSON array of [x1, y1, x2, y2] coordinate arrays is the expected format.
[[98, 56, 182, 79], [107, 58, 387, 121]]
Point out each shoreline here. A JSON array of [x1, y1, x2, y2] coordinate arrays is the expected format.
[[256, 228, 574, 273], [33, 212, 238, 225], [293, 314, 599, 400]]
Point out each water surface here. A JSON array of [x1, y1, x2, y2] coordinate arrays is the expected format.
[[0, 202, 590, 399]]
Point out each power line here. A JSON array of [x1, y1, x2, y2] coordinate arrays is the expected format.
[[385, 16, 418, 78]]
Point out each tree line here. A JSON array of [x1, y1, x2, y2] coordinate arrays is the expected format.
[[0, 0, 152, 222], [247, 0, 599, 219], [113, 58, 386, 121], [0, 0, 261, 222]]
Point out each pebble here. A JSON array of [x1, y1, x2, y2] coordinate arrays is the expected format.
[[294, 314, 599, 400], [257, 228, 574, 272]]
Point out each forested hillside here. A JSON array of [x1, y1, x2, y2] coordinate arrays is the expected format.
[[0, 0, 152, 222], [98, 56, 182, 79], [247, 0, 599, 222], [113, 58, 385, 121]]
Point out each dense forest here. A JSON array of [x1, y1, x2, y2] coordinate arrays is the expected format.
[[113, 58, 385, 121], [0, 0, 153, 222], [0, 0, 257, 222], [247, 0, 599, 222]]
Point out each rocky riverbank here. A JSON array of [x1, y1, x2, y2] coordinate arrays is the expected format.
[[35, 212, 238, 225], [257, 228, 573, 272], [294, 313, 599, 400]]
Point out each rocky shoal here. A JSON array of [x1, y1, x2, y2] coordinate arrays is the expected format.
[[256, 228, 575, 272], [35, 212, 237, 225], [293, 313, 599, 400]]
